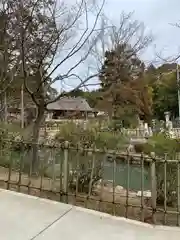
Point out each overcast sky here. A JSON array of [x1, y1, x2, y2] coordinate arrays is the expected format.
[[54, 0, 180, 91], [104, 0, 180, 64]]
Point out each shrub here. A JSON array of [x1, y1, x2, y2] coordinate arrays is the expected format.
[[0, 123, 34, 167], [54, 122, 128, 150], [134, 133, 180, 157], [147, 134, 180, 156]]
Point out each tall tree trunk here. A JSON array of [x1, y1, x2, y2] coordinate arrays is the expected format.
[[32, 105, 45, 174]]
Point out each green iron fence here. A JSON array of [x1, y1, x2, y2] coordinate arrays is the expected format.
[[0, 140, 179, 226]]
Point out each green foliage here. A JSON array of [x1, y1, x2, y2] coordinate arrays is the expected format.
[[97, 42, 154, 124], [108, 119, 122, 130], [60, 63, 180, 123], [98, 44, 145, 119], [54, 122, 128, 150], [0, 125, 19, 166], [0, 122, 33, 153], [0, 122, 20, 133], [144, 134, 180, 157], [152, 72, 178, 119], [145, 63, 179, 120], [134, 133, 180, 157]]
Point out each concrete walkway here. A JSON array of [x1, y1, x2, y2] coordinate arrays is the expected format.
[[0, 189, 180, 240]]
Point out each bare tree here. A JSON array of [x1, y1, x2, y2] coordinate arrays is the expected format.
[[156, 22, 180, 63], [0, 0, 105, 168], [89, 12, 153, 73]]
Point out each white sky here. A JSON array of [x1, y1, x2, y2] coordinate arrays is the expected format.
[[104, 0, 180, 63], [53, 0, 180, 91]]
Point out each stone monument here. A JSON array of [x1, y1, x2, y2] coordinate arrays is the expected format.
[[164, 111, 170, 128]]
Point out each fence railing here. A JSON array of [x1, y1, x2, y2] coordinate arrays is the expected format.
[[42, 125, 180, 140], [0, 140, 180, 226], [41, 123, 148, 138]]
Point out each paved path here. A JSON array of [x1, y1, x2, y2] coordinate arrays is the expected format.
[[0, 189, 180, 240]]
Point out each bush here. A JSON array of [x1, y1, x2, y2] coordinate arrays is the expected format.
[[134, 133, 180, 157], [149, 134, 180, 156], [54, 122, 128, 150], [0, 123, 34, 167]]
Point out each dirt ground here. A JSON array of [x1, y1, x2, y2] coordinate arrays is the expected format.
[[0, 166, 178, 227]]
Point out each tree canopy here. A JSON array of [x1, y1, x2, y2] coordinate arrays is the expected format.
[[97, 43, 152, 123], [69, 62, 179, 125], [148, 64, 179, 120]]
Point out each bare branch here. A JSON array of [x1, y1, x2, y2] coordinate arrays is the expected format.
[[28, 0, 105, 99], [47, 73, 98, 104], [45, 0, 105, 82], [156, 22, 180, 63]]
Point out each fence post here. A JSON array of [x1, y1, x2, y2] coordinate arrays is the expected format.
[[51, 149, 56, 190], [177, 153, 180, 226], [63, 141, 69, 203], [150, 152, 157, 224]]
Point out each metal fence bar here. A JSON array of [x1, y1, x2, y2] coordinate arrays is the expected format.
[[140, 153, 145, 222], [98, 151, 105, 212], [112, 155, 116, 215], [125, 151, 130, 218], [7, 148, 12, 190], [86, 150, 95, 209], [39, 148, 44, 197], [177, 158, 180, 226], [164, 154, 167, 225], [88, 151, 95, 197], [63, 141, 69, 203], [27, 150, 32, 195], [151, 153, 157, 224], [18, 145, 24, 192], [74, 147, 80, 206], [59, 149, 63, 202], [51, 148, 56, 191]]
